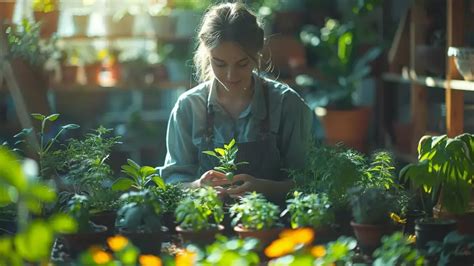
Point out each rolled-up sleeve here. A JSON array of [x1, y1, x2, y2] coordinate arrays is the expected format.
[[279, 91, 313, 172], [159, 98, 199, 184]]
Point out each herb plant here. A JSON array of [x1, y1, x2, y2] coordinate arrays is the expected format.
[[230, 192, 280, 230], [202, 138, 248, 181], [151, 183, 185, 214], [112, 159, 164, 191], [115, 190, 163, 233], [373, 232, 424, 266], [349, 187, 396, 225], [175, 187, 224, 231], [282, 191, 334, 229], [65, 194, 95, 233]]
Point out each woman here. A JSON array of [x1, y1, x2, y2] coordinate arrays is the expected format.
[[159, 2, 313, 202]]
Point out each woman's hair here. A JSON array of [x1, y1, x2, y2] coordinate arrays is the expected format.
[[193, 2, 265, 82]]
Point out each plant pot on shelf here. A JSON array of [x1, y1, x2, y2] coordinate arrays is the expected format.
[[104, 13, 134, 36], [90, 211, 116, 235], [150, 14, 176, 39], [414, 217, 457, 251], [72, 14, 90, 36], [62, 225, 108, 258], [33, 10, 59, 38], [83, 63, 102, 86], [317, 106, 371, 153], [176, 225, 224, 246], [350, 221, 396, 256], [234, 225, 283, 248], [0, 1, 16, 23]]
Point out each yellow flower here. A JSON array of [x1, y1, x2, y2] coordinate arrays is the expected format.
[[107, 235, 129, 252], [139, 254, 162, 266], [390, 213, 406, 224], [175, 250, 197, 266], [407, 234, 416, 244], [279, 228, 314, 246], [264, 238, 296, 258], [310, 245, 326, 258], [91, 249, 112, 264]]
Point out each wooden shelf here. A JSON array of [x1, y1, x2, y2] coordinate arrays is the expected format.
[[49, 80, 189, 92], [382, 71, 474, 92]]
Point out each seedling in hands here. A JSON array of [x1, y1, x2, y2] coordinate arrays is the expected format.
[[202, 139, 248, 181]]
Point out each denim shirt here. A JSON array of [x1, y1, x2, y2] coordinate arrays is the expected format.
[[159, 74, 313, 183]]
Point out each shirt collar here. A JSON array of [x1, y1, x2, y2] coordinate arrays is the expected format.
[[207, 73, 267, 120]]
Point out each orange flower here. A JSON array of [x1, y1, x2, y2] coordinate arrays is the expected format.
[[390, 213, 406, 224], [175, 250, 197, 266], [264, 238, 296, 258], [279, 228, 314, 246], [107, 235, 129, 252], [139, 254, 162, 266], [91, 249, 112, 264], [310, 245, 326, 258]]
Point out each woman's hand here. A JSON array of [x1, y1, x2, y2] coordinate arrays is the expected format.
[[225, 174, 263, 198], [190, 170, 231, 188]]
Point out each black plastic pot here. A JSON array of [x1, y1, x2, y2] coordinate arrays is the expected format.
[[415, 217, 457, 250], [403, 210, 427, 235]]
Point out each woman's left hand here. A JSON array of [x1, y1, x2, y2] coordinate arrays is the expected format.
[[225, 174, 263, 198]]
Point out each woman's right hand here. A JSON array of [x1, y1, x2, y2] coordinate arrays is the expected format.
[[190, 170, 230, 188]]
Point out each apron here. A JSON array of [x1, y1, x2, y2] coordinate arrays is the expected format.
[[197, 80, 286, 181]]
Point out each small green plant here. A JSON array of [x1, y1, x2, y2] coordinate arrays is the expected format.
[[6, 19, 58, 67], [151, 183, 185, 214], [349, 187, 397, 225], [427, 231, 474, 265], [112, 159, 165, 191], [230, 192, 280, 230], [202, 139, 249, 181], [400, 133, 474, 214], [175, 187, 224, 231], [65, 194, 96, 233], [282, 191, 334, 229], [373, 232, 424, 266], [115, 190, 163, 233]]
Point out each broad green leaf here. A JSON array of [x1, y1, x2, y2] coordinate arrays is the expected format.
[[45, 114, 59, 122], [117, 244, 139, 264], [121, 165, 140, 179], [112, 177, 134, 191], [152, 175, 165, 190], [0, 147, 27, 191], [61, 124, 80, 130], [228, 138, 236, 149], [0, 186, 14, 205], [215, 148, 226, 156], [126, 159, 141, 170], [14, 221, 53, 261], [202, 151, 218, 157], [0, 237, 12, 253], [140, 166, 157, 177], [31, 113, 45, 121], [27, 183, 56, 203], [49, 213, 77, 234]]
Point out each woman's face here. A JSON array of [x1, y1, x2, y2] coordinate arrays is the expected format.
[[209, 41, 256, 92]]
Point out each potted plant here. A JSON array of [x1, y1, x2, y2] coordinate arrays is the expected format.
[[230, 192, 282, 248], [115, 189, 166, 254], [372, 232, 425, 266], [0, 0, 16, 23], [202, 138, 249, 182], [400, 133, 474, 235], [349, 187, 398, 256], [282, 191, 335, 243], [175, 187, 225, 246], [297, 17, 382, 152], [427, 231, 474, 265], [112, 158, 164, 192], [61, 194, 108, 258], [151, 183, 185, 234], [415, 217, 457, 251], [32, 0, 59, 38]]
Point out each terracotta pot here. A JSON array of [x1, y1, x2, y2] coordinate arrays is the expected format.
[[104, 14, 134, 36], [176, 225, 224, 246], [317, 106, 371, 153], [62, 225, 108, 258], [0, 1, 16, 23], [119, 228, 167, 255], [33, 10, 59, 38], [60, 65, 78, 86], [72, 15, 89, 36], [84, 63, 102, 85], [234, 225, 283, 248], [415, 218, 457, 250], [350, 221, 395, 256]]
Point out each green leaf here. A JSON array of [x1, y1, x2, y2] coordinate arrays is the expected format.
[[121, 164, 140, 178], [152, 175, 166, 190], [0, 147, 27, 191], [202, 151, 218, 157], [31, 113, 45, 121], [215, 148, 226, 156], [27, 183, 56, 203], [127, 159, 141, 170], [45, 114, 60, 122], [112, 178, 134, 191], [49, 213, 77, 234], [61, 124, 80, 130], [228, 138, 236, 149], [140, 166, 157, 177], [14, 221, 53, 261], [0, 237, 12, 254], [0, 186, 14, 205]]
